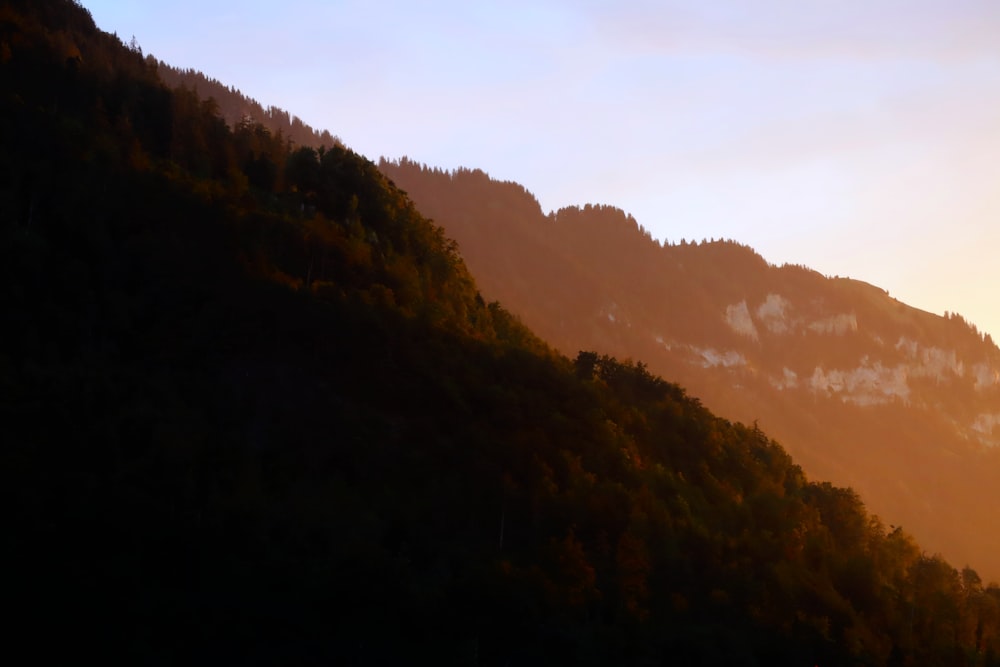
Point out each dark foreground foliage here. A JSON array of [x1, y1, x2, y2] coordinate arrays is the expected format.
[[3, 2, 1000, 664]]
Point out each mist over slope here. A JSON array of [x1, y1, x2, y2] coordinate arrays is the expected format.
[[379, 158, 1000, 582]]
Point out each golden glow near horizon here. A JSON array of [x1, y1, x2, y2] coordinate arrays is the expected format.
[[84, 0, 1000, 341]]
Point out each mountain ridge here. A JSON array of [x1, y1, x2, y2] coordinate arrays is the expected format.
[[378, 157, 1000, 581]]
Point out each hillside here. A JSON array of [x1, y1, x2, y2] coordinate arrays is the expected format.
[[378, 158, 1000, 582], [4, 1, 1000, 664]]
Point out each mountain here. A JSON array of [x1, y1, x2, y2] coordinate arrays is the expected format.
[[5, 1, 1000, 663], [378, 158, 1000, 582]]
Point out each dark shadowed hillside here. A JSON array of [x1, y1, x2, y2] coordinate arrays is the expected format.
[[379, 158, 1000, 583], [5, 2, 1000, 664]]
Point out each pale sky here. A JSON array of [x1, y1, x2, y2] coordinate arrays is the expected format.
[[83, 0, 1000, 341]]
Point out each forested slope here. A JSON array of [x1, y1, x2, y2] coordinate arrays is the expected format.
[[3, 2, 999, 664]]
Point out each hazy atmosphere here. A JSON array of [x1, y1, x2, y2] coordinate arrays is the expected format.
[[84, 0, 1000, 340]]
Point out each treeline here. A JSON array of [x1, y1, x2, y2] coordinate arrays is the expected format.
[[3, 2, 1000, 664], [378, 157, 780, 350], [155, 60, 340, 151], [379, 157, 998, 357]]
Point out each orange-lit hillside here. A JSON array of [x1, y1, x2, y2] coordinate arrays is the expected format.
[[5, 2, 1000, 664], [380, 157, 1000, 583]]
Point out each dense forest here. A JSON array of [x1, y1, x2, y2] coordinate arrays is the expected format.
[[3, 1, 1000, 664]]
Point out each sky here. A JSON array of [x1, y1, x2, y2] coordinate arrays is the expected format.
[[83, 0, 1000, 341]]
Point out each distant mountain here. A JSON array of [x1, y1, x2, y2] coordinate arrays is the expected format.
[[379, 158, 1000, 582], [7, 2, 1000, 663]]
